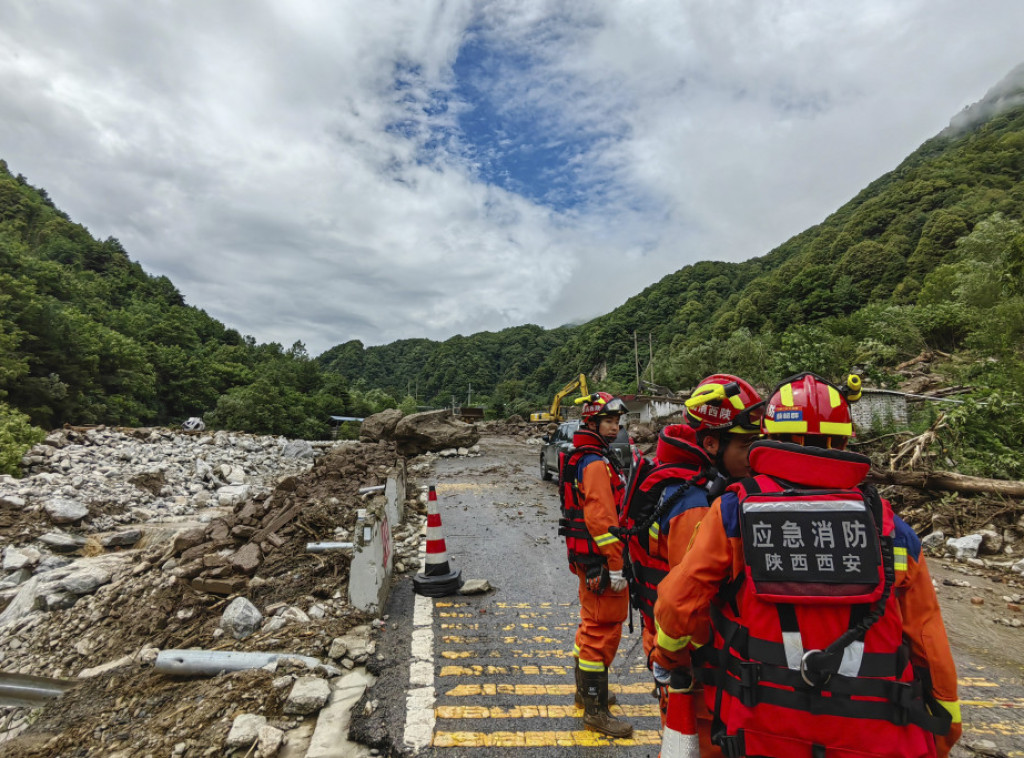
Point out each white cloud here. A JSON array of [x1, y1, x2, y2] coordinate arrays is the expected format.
[[0, 1, 1022, 355]]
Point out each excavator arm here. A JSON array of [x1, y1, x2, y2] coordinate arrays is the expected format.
[[530, 374, 589, 423]]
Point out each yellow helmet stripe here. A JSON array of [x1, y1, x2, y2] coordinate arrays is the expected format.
[[764, 419, 808, 434], [780, 384, 795, 406], [819, 421, 853, 436], [828, 386, 842, 408]]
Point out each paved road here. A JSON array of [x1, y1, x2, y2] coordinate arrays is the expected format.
[[373, 436, 1024, 757]]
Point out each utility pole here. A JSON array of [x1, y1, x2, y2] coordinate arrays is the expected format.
[[649, 333, 654, 384], [633, 331, 640, 392], [467, 383, 473, 406]]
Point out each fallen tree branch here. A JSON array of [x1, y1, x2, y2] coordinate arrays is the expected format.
[[867, 468, 1024, 498]]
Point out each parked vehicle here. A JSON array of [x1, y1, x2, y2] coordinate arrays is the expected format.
[[539, 419, 633, 481]]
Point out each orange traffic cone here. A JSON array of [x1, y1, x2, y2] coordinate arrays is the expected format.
[[661, 686, 700, 757], [413, 485, 464, 597]]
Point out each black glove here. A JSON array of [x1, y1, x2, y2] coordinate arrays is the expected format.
[[585, 564, 610, 594]]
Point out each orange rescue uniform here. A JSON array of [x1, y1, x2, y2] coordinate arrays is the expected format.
[[571, 447, 629, 671]]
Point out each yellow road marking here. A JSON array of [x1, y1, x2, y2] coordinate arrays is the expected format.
[[436, 704, 659, 719], [501, 624, 570, 631], [436, 482, 498, 494], [962, 698, 1024, 709], [441, 623, 478, 629], [444, 683, 651, 697], [440, 664, 649, 676], [959, 677, 998, 688], [441, 649, 574, 660], [440, 636, 561, 644], [433, 730, 662, 747], [438, 612, 476, 618], [435, 602, 469, 607]]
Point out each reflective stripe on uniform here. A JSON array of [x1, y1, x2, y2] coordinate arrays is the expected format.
[[894, 546, 908, 572], [656, 623, 691, 652], [578, 657, 605, 673], [937, 699, 962, 723], [594, 532, 620, 547]]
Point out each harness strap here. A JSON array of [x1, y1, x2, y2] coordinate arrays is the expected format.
[[709, 606, 901, 678], [713, 666, 950, 733]]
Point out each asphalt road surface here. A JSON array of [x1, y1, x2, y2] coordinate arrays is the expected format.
[[368, 435, 1024, 757]]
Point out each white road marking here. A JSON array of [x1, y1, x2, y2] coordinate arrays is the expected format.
[[404, 541, 436, 753]]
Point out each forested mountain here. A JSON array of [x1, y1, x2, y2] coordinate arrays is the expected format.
[[0, 162, 396, 472], [320, 64, 1024, 467], [2, 65, 1024, 480]]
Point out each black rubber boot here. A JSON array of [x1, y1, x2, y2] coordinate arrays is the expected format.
[[579, 669, 632, 738], [575, 660, 615, 707]]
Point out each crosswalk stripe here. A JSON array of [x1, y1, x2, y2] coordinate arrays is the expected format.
[[440, 649, 574, 659], [440, 664, 649, 676], [433, 730, 663, 747], [443, 683, 652, 696], [436, 704, 660, 718]]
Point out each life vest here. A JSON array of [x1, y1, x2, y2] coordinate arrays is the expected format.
[[558, 428, 625, 569], [704, 440, 951, 758], [618, 425, 711, 628]]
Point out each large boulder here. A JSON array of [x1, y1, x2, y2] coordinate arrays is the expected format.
[[393, 410, 480, 455], [360, 409, 404, 442]]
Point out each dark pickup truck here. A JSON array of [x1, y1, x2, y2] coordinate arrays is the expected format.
[[539, 419, 633, 481]]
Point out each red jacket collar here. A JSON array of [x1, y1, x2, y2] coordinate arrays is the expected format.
[[748, 440, 870, 490], [572, 427, 609, 451], [655, 424, 713, 469]]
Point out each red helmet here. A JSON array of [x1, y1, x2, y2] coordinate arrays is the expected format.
[[578, 392, 627, 424], [685, 374, 763, 434], [762, 372, 853, 439]]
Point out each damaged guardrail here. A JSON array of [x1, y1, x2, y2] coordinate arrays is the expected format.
[[154, 650, 322, 676], [0, 671, 75, 707]]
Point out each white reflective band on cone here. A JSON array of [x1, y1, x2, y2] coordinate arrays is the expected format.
[[661, 728, 700, 758], [661, 690, 700, 758]]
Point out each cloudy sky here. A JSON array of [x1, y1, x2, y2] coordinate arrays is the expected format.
[[1, 1, 1022, 355]]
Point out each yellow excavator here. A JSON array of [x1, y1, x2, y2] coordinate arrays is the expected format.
[[530, 374, 589, 423]]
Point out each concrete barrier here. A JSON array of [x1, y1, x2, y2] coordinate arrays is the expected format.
[[348, 465, 403, 614]]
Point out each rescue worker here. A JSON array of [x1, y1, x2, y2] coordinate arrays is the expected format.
[[558, 391, 632, 737], [621, 375, 763, 755], [654, 372, 961, 758]]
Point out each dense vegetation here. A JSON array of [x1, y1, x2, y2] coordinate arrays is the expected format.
[[2, 66, 1023, 478], [0, 162, 408, 473], [322, 72, 1024, 478]]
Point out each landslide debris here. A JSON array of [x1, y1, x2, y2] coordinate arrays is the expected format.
[[0, 429, 426, 757]]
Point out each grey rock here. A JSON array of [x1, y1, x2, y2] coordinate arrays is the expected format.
[[217, 484, 252, 507], [360, 409, 404, 442], [0, 576, 42, 626], [100, 530, 143, 548], [44, 497, 89, 525], [282, 440, 315, 459], [225, 713, 267, 749], [36, 555, 73, 573], [0, 568, 33, 589], [947, 534, 984, 561], [283, 676, 331, 715], [37, 532, 87, 553], [60, 567, 112, 595], [3, 547, 41, 571], [459, 579, 493, 595], [979, 529, 1004, 556], [393, 410, 481, 456], [35, 590, 78, 611], [220, 597, 263, 640], [256, 724, 284, 757], [920, 531, 946, 553]]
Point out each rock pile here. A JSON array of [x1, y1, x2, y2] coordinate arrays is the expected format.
[[360, 409, 481, 455], [0, 427, 432, 757]]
